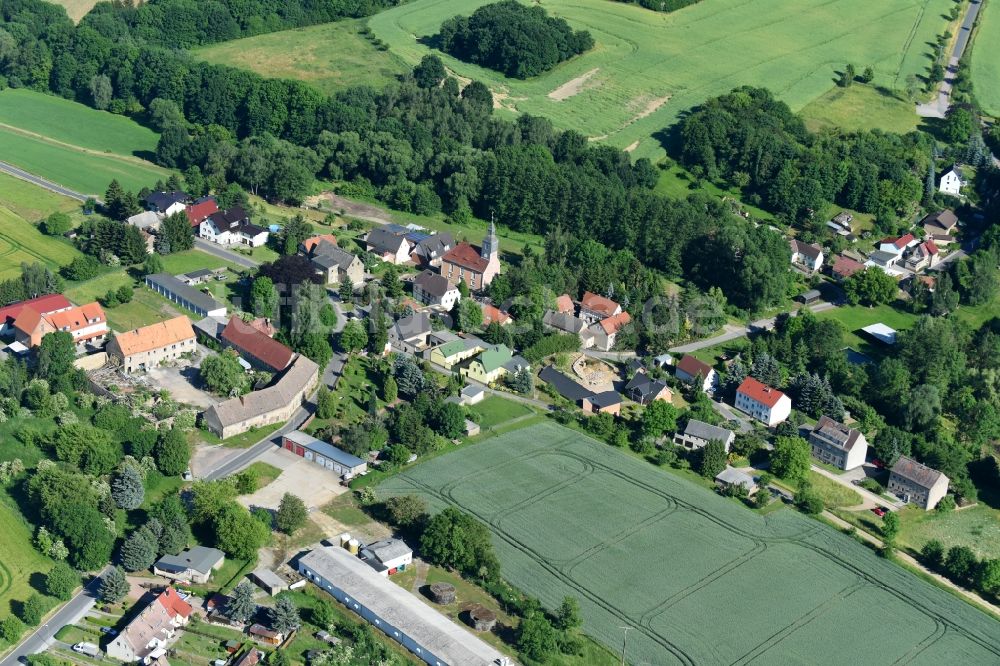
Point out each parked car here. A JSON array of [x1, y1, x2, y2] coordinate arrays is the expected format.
[[100, 626, 118, 636], [871, 507, 886, 517]]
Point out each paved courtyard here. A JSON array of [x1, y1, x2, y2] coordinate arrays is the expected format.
[[237, 448, 350, 511]]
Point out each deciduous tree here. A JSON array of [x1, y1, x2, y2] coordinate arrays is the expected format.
[[275, 493, 308, 535]]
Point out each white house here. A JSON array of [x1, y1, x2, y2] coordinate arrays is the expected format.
[[789, 239, 824, 272], [144, 191, 188, 217], [938, 165, 966, 196], [878, 234, 917, 257], [807, 416, 868, 471], [735, 376, 791, 426], [675, 354, 717, 393], [412, 270, 460, 309], [199, 206, 269, 247], [359, 538, 412, 576]]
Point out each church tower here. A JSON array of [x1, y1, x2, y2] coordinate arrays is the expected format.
[[481, 218, 499, 262]]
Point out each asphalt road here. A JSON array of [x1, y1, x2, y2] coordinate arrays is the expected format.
[[669, 302, 836, 354], [194, 238, 260, 269], [0, 569, 107, 666], [916, 0, 982, 119], [0, 161, 95, 202]]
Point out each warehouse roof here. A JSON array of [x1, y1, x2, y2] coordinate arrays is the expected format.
[[146, 273, 225, 314], [283, 430, 366, 469]]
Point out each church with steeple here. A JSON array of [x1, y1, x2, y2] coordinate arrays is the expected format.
[[439, 221, 501, 291]]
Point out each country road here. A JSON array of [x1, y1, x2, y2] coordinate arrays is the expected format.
[[916, 0, 982, 119], [669, 301, 836, 354], [194, 237, 260, 269], [0, 161, 97, 202]]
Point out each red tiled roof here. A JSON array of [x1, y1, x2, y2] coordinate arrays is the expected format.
[[881, 234, 914, 250], [923, 240, 939, 255], [185, 199, 219, 227], [0, 294, 70, 325], [157, 587, 192, 619], [12, 306, 44, 335], [554, 294, 574, 313], [221, 317, 294, 371], [737, 376, 786, 408], [45, 302, 105, 331], [301, 234, 337, 254], [831, 255, 864, 278], [599, 311, 631, 335], [442, 242, 488, 273], [580, 291, 620, 317], [481, 304, 510, 326], [677, 354, 712, 379]]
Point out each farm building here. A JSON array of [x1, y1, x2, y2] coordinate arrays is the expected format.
[[538, 366, 593, 403], [281, 430, 367, 479], [807, 416, 868, 471], [673, 420, 735, 452], [298, 546, 509, 666], [0, 294, 71, 335], [715, 467, 758, 494], [360, 538, 413, 576], [153, 546, 225, 584], [145, 273, 227, 318], [249, 568, 288, 596], [735, 377, 791, 426], [220, 316, 294, 372], [888, 456, 949, 510], [107, 315, 196, 373]]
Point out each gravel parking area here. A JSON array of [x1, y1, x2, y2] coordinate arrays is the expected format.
[[237, 448, 349, 511]]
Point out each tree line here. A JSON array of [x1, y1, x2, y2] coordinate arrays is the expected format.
[[436, 1, 594, 79]]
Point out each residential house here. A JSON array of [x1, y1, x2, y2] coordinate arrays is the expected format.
[[867, 250, 902, 270], [145, 273, 227, 318], [298, 546, 509, 666], [589, 311, 631, 352], [127, 210, 164, 232], [202, 354, 319, 439], [807, 415, 868, 471], [734, 376, 791, 426], [199, 206, 268, 247], [0, 294, 70, 336], [105, 588, 192, 663], [921, 209, 958, 236], [410, 232, 453, 267], [234, 648, 262, 666], [389, 312, 432, 349], [581, 391, 623, 416], [904, 240, 940, 272], [107, 316, 196, 373], [153, 546, 225, 584], [554, 293, 575, 314], [481, 304, 512, 327], [790, 239, 824, 272], [673, 420, 735, 452], [888, 456, 950, 509], [542, 310, 595, 349], [14, 301, 107, 349], [439, 222, 501, 290], [184, 197, 218, 229], [675, 354, 717, 393], [624, 371, 672, 405], [412, 270, 461, 309], [145, 191, 188, 216], [715, 467, 757, 495], [301, 236, 364, 287], [221, 317, 294, 372], [426, 338, 484, 369], [248, 624, 283, 646], [830, 254, 865, 281], [461, 344, 514, 384], [360, 538, 413, 576], [878, 234, 916, 257], [938, 165, 966, 196], [364, 228, 411, 264], [578, 291, 621, 324], [281, 430, 368, 479]]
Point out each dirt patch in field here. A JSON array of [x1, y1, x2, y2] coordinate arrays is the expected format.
[[628, 95, 671, 124], [625, 140, 640, 152], [547, 68, 600, 101]]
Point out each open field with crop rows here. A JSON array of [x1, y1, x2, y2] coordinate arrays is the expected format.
[[0, 206, 82, 281], [380, 421, 1000, 665], [366, 0, 952, 159], [971, 0, 1000, 116]]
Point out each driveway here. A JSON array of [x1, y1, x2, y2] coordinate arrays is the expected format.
[[236, 449, 350, 511]]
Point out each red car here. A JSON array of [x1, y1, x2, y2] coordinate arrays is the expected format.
[[871, 507, 886, 517], [871, 458, 885, 469]]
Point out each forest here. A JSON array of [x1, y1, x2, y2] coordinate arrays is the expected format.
[[435, 1, 594, 78]]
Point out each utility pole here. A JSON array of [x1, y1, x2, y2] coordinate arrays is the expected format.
[[619, 625, 631, 666]]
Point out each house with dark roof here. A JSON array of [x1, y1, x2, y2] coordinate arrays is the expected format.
[[410, 232, 453, 267], [921, 209, 958, 236], [153, 546, 225, 584], [221, 317, 294, 372], [581, 390, 623, 416], [389, 311, 432, 349], [300, 236, 364, 286], [144, 191, 189, 216], [199, 206, 268, 247], [807, 416, 867, 471], [675, 354, 717, 393], [938, 165, 965, 196], [364, 228, 411, 264], [624, 371, 672, 405], [360, 538, 413, 576], [790, 239, 824, 272], [735, 377, 791, 426], [888, 456, 949, 509], [439, 222, 500, 290], [542, 310, 595, 348], [412, 270, 460, 309], [538, 366, 593, 403], [715, 467, 757, 495], [674, 420, 734, 451]]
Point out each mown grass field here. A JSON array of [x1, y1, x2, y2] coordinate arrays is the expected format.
[[195, 19, 410, 95], [0, 493, 54, 622], [0, 171, 80, 222], [897, 504, 1000, 560], [379, 421, 1000, 665], [971, 0, 1000, 116], [800, 84, 920, 134], [467, 395, 533, 428], [0, 206, 82, 280], [366, 0, 952, 159]]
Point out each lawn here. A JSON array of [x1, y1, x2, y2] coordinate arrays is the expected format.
[[971, 0, 1000, 116], [158, 249, 243, 276], [0, 89, 160, 158], [896, 504, 1000, 560], [804, 471, 863, 508], [322, 493, 373, 530], [0, 493, 54, 622], [195, 422, 284, 450], [800, 84, 920, 134], [379, 421, 1000, 665], [815, 302, 919, 356], [243, 461, 283, 490], [0, 171, 80, 222], [65, 270, 185, 332], [365, 0, 951, 159], [653, 164, 775, 220], [467, 395, 533, 429], [0, 206, 83, 280], [194, 19, 410, 96]]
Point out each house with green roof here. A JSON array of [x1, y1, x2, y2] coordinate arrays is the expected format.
[[460, 344, 513, 384], [427, 337, 485, 369]]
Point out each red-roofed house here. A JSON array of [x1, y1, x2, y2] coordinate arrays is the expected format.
[[14, 302, 107, 349], [554, 294, 574, 314], [106, 588, 191, 662], [440, 223, 500, 290], [904, 240, 940, 272], [578, 291, 621, 324], [735, 377, 791, 426], [589, 312, 631, 351], [675, 354, 717, 393], [481, 304, 511, 327], [185, 197, 219, 228], [830, 254, 865, 281], [878, 233, 916, 256], [220, 317, 294, 372], [0, 294, 71, 335], [299, 234, 338, 254]]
